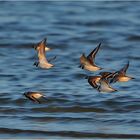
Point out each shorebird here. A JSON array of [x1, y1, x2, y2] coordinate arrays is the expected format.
[[97, 78, 117, 93], [86, 71, 117, 91], [33, 38, 54, 69], [24, 91, 47, 104], [33, 38, 52, 52], [80, 43, 102, 71], [110, 61, 134, 83]]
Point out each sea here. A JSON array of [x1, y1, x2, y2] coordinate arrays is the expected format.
[[0, 1, 139, 139]]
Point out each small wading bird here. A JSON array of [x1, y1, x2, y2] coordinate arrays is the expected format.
[[110, 61, 135, 83], [86, 61, 134, 93], [24, 91, 47, 104], [79, 43, 103, 71], [86, 72, 117, 93], [33, 38, 56, 69]]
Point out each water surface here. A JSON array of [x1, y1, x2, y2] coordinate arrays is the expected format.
[[0, 1, 140, 139]]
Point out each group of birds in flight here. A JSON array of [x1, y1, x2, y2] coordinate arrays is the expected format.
[[24, 38, 134, 103]]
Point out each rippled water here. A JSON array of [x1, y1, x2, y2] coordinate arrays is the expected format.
[[0, 1, 140, 139]]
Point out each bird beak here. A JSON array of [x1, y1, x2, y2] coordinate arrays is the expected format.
[[46, 47, 52, 51], [99, 67, 103, 70], [49, 47, 53, 50], [131, 77, 135, 80]]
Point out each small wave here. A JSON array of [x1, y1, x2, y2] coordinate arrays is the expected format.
[[0, 128, 140, 138], [127, 35, 140, 42], [31, 106, 107, 113], [22, 116, 91, 122]]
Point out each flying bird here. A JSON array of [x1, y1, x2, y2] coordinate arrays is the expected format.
[[24, 91, 47, 104], [110, 61, 134, 83], [86, 72, 117, 92], [33, 38, 55, 69], [80, 43, 102, 71]]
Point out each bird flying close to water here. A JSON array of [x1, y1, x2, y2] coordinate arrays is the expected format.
[[85, 61, 134, 93], [33, 38, 55, 69], [24, 91, 47, 104], [80, 43, 102, 71], [110, 61, 134, 83], [86, 73, 117, 93]]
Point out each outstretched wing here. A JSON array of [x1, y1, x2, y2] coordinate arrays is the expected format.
[[87, 43, 101, 65], [80, 53, 90, 65], [35, 38, 47, 50], [120, 61, 129, 74], [88, 79, 98, 89], [38, 38, 48, 62], [48, 56, 57, 63], [99, 79, 117, 92], [31, 96, 41, 104]]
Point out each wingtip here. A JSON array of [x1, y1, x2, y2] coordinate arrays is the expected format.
[[43, 37, 47, 42], [98, 42, 102, 47], [96, 42, 102, 49], [85, 75, 89, 79], [41, 37, 47, 45], [126, 60, 130, 67], [99, 67, 103, 70]]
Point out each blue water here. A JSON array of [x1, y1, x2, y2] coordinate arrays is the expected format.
[[0, 1, 140, 139]]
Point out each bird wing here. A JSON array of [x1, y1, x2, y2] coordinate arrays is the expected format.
[[35, 38, 47, 50], [100, 72, 112, 78], [48, 56, 57, 63], [87, 43, 101, 65], [88, 77, 99, 89], [100, 79, 110, 88], [120, 61, 129, 74], [99, 79, 117, 92], [80, 53, 90, 65], [109, 72, 119, 83], [31, 95, 41, 104], [38, 38, 48, 62]]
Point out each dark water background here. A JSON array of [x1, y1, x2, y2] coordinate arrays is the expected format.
[[0, 1, 140, 139]]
